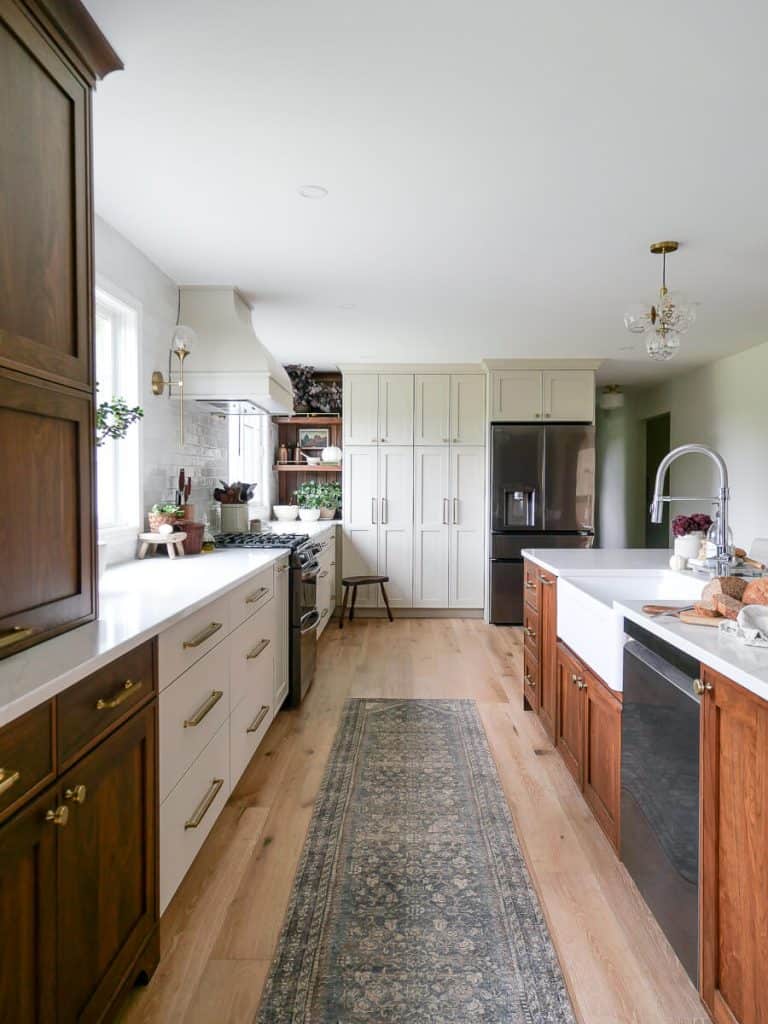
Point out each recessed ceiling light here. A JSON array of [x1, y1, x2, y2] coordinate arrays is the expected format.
[[298, 185, 328, 199]]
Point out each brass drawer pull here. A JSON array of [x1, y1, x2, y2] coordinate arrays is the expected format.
[[184, 690, 224, 728], [184, 778, 224, 830], [65, 784, 87, 804], [46, 805, 69, 827], [96, 678, 143, 710], [183, 622, 223, 649], [524, 673, 536, 688], [524, 626, 536, 640], [246, 639, 270, 661], [246, 705, 270, 734], [524, 580, 536, 590], [539, 576, 555, 585], [0, 769, 20, 797], [0, 626, 35, 649], [245, 587, 269, 605], [572, 674, 586, 690]]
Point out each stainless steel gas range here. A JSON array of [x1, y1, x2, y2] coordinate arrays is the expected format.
[[215, 532, 322, 705]]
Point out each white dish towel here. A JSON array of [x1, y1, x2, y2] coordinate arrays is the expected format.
[[719, 605, 768, 647]]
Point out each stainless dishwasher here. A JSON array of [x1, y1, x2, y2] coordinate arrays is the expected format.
[[621, 619, 700, 983]]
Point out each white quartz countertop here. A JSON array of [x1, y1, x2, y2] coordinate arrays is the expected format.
[[0, 529, 336, 729], [618, 599, 768, 703], [265, 519, 338, 537], [522, 547, 674, 577]]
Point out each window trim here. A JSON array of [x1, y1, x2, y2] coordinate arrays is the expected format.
[[95, 275, 144, 543]]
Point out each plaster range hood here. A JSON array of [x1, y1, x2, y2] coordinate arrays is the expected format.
[[177, 286, 293, 415]]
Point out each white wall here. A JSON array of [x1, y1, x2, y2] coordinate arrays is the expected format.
[[95, 216, 228, 562], [632, 340, 768, 551], [595, 401, 643, 549]]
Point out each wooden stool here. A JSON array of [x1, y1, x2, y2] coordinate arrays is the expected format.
[[339, 575, 393, 627], [137, 531, 187, 559]]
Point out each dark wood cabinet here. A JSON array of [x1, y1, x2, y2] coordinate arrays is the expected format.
[[700, 665, 768, 1024], [555, 642, 583, 784], [57, 704, 157, 1023], [0, 701, 55, 824], [0, 371, 96, 655], [0, 787, 57, 1024], [538, 571, 557, 740], [522, 646, 539, 712], [0, 0, 121, 660]]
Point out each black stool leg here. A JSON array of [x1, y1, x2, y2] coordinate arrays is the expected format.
[[339, 585, 350, 628], [379, 582, 394, 622], [349, 585, 358, 621]]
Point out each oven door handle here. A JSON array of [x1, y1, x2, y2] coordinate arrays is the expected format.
[[301, 561, 321, 581], [300, 609, 321, 634]]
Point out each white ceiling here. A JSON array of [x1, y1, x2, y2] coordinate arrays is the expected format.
[[86, 0, 768, 385]]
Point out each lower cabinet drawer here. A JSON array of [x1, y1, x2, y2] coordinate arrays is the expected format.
[[229, 567, 274, 631], [158, 594, 230, 691], [230, 675, 274, 788], [0, 701, 54, 823], [159, 641, 230, 803], [159, 721, 230, 913], [229, 602, 275, 712]]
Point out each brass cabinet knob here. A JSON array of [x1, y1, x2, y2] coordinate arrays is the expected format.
[[65, 784, 87, 804], [572, 674, 586, 689], [46, 805, 69, 827], [524, 673, 536, 687], [693, 678, 712, 697], [524, 626, 536, 639]]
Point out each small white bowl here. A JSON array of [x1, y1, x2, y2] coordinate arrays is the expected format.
[[298, 508, 321, 522], [273, 505, 299, 521]]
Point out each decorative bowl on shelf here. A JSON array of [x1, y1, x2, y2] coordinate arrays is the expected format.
[[273, 505, 299, 521], [298, 508, 322, 522], [321, 445, 343, 463]]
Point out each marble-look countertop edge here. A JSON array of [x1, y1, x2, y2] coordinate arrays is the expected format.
[[521, 548, 674, 577]]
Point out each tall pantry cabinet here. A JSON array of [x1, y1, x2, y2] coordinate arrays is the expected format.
[[0, 0, 122, 659], [342, 369, 485, 611]]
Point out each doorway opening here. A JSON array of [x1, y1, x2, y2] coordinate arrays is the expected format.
[[645, 412, 671, 548]]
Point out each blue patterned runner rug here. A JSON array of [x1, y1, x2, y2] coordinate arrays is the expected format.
[[256, 699, 576, 1023]]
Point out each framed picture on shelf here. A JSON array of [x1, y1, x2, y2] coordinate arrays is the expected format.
[[298, 427, 330, 449]]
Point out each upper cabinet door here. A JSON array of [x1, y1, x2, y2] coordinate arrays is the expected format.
[[343, 374, 379, 445], [450, 374, 485, 444], [542, 370, 595, 422], [490, 370, 542, 422], [0, 7, 92, 388], [0, 371, 95, 658], [378, 374, 414, 444], [414, 374, 450, 445]]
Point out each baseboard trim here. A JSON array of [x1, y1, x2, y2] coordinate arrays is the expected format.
[[336, 608, 484, 619]]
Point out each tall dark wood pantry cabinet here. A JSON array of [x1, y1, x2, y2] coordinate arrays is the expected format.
[[0, 0, 122, 659]]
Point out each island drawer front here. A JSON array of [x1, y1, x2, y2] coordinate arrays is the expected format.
[[158, 594, 231, 690], [523, 605, 539, 656], [159, 641, 230, 803], [160, 719, 230, 914], [230, 670, 274, 788], [229, 567, 274, 632], [229, 602, 276, 713], [0, 701, 54, 823], [57, 641, 156, 768], [523, 561, 540, 610]]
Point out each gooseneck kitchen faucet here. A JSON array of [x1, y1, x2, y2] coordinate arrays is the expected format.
[[650, 444, 731, 576]]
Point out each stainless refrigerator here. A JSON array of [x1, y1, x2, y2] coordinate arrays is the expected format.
[[490, 424, 595, 624]]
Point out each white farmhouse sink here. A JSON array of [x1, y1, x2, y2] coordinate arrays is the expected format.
[[557, 572, 706, 690]]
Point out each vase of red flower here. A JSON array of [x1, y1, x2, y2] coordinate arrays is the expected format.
[[672, 513, 712, 561]]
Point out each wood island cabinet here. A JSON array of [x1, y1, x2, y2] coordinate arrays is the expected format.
[[0, 0, 121, 659], [700, 665, 768, 1024], [521, 560, 557, 739]]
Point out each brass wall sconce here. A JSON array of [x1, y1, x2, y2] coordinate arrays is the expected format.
[[152, 294, 196, 445]]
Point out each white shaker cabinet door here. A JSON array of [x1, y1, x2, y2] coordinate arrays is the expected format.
[[342, 446, 379, 607], [343, 374, 379, 445], [274, 557, 290, 708], [378, 374, 414, 445], [413, 446, 450, 607], [490, 370, 542, 422], [450, 374, 486, 444], [449, 446, 485, 608], [377, 446, 414, 607], [414, 374, 450, 445], [542, 370, 595, 422]]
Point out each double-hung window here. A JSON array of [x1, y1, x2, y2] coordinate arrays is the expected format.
[[94, 285, 141, 538], [228, 413, 267, 503]]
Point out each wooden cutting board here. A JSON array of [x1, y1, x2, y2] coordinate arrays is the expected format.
[[678, 611, 723, 627]]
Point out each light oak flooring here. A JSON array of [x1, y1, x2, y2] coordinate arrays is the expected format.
[[118, 618, 710, 1024]]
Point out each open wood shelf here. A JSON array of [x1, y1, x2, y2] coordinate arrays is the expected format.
[[272, 416, 341, 425], [273, 464, 342, 473]]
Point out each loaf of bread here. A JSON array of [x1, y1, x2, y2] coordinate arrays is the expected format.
[[714, 594, 743, 620], [742, 578, 768, 606], [694, 600, 720, 618], [701, 576, 748, 603]]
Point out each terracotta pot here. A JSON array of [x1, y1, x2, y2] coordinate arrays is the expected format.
[[319, 507, 337, 519], [178, 521, 204, 555], [148, 511, 181, 533], [181, 503, 196, 521]]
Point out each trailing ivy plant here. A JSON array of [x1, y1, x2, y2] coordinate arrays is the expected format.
[[96, 396, 144, 447]]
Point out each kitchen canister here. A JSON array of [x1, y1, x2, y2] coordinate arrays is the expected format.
[[220, 504, 249, 534]]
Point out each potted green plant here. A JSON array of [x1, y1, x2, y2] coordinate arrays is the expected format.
[[294, 481, 325, 522], [148, 503, 185, 533], [314, 480, 342, 519], [96, 396, 143, 446]]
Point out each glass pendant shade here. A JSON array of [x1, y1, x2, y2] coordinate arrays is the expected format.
[[171, 324, 196, 355], [646, 330, 680, 361], [624, 242, 694, 361], [623, 304, 652, 334]]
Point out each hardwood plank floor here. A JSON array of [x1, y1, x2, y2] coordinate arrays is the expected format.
[[118, 618, 709, 1024]]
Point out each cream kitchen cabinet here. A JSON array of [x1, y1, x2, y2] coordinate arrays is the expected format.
[[342, 445, 413, 608], [490, 369, 594, 423], [316, 532, 336, 636], [448, 446, 485, 607], [414, 373, 485, 445], [343, 373, 414, 445], [274, 555, 290, 706]]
